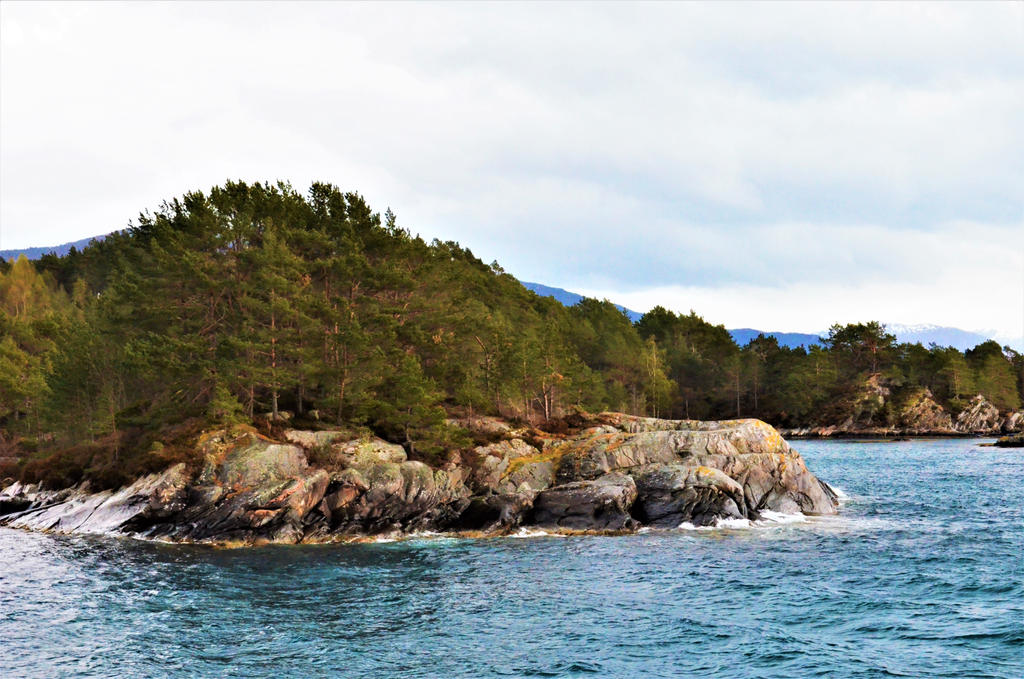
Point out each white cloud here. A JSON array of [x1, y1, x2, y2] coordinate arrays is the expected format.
[[1, 2, 1021, 337]]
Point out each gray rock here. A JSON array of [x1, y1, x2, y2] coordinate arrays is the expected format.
[[532, 472, 638, 531], [956, 395, 1001, 434], [994, 432, 1024, 447], [458, 493, 534, 531], [631, 463, 746, 527]]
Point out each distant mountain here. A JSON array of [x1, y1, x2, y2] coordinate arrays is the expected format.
[[520, 281, 1011, 352], [883, 323, 994, 352], [728, 328, 822, 349], [520, 281, 643, 322], [0, 234, 109, 261]]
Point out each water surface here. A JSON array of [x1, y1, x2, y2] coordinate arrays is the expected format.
[[1, 438, 1021, 678]]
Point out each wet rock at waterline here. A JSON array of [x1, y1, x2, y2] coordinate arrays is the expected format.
[[0, 413, 838, 544]]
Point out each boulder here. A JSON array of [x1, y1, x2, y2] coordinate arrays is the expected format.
[[631, 463, 746, 527], [1001, 411, 1024, 433], [898, 388, 954, 433], [446, 416, 512, 437], [4, 465, 190, 535], [457, 492, 534, 531], [467, 438, 541, 494], [994, 432, 1024, 448], [198, 430, 308, 487], [956, 395, 1001, 434], [532, 472, 638, 531], [283, 429, 352, 449]]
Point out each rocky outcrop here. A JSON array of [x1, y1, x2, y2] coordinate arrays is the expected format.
[[558, 414, 837, 517], [1, 465, 189, 535], [993, 432, 1024, 448], [899, 388, 954, 433], [777, 378, 1018, 438], [533, 473, 638, 531], [955, 395, 1001, 434], [631, 464, 745, 527], [0, 413, 839, 543], [1002, 411, 1024, 433]]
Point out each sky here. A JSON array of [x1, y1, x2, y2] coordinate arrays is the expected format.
[[1, 2, 1022, 342]]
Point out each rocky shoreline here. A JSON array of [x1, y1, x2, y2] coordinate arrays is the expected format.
[[780, 392, 1024, 439], [0, 412, 838, 546]]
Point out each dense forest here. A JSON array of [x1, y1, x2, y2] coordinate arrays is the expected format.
[[2, 182, 1022, 487]]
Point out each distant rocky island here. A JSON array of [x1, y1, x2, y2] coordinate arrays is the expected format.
[[1, 181, 1021, 534], [0, 412, 838, 545], [780, 389, 1023, 439]]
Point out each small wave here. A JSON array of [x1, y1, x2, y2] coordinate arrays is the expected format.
[[756, 510, 808, 525], [676, 517, 751, 531], [675, 511, 809, 532], [830, 485, 851, 501], [508, 528, 569, 539]]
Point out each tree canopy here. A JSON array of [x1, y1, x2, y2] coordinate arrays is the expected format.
[[2, 181, 1020, 487]]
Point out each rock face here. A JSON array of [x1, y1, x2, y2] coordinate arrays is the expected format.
[[0, 413, 839, 543], [899, 388, 954, 433], [533, 473, 638, 530], [993, 432, 1024, 448], [955, 395, 1001, 434], [1002, 411, 1024, 433], [2, 465, 190, 535], [631, 464, 745, 527], [777, 379, 1019, 438]]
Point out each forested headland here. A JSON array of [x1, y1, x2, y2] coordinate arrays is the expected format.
[[2, 182, 1021, 489]]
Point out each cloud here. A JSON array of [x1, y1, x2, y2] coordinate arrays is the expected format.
[[1, 2, 1021, 336]]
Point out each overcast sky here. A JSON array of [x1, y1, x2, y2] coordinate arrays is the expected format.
[[2, 2, 1022, 340]]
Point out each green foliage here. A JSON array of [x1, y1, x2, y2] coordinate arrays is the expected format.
[[3, 181, 1022, 490]]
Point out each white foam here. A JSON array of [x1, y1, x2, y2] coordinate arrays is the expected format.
[[676, 518, 751, 531], [508, 527, 568, 539], [830, 485, 850, 501], [674, 511, 810, 532], [716, 517, 755, 529], [756, 510, 808, 525]]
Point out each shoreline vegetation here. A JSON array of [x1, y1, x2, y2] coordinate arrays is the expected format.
[[0, 412, 840, 545], [1, 181, 1021, 498]]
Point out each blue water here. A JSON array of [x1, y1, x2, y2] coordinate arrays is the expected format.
[[1, 438, 1022, 678]]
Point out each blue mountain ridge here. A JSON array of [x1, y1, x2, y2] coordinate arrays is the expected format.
[[520, 282, 1001, 351], [0, 234, 108, 260], [1, 238, 1004, 352]]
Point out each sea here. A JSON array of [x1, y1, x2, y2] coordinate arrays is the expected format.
[[1, 438, 1021, 678]]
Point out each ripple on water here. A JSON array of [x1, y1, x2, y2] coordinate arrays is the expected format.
[[1, 438, 1022, 678]]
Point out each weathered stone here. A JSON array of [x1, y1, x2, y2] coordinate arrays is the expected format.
[[446, 416, 512, 437], [337, 438, 408, 467], [631, 463, 746, 527], [458, 493, 533, 531], [199, 431, 308, 487], [533, 472, 638, 530], [6, 464, 190, 535], [994, 432, 1024, 447], [554, 418, 791, 482], [898, 388, 954, 433], [283, 429, 352, 449], [1000, 411, 1023, 433], [468, 438, 540, 494], [956, 395, 1001, 434]]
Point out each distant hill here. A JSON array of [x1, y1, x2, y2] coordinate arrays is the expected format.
[[0, 234, 109, 261], [520, 281, 643, 322], [520, 281, 1009, 352], [883, 324, 994, 352], [728, 328, 822, 349]]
